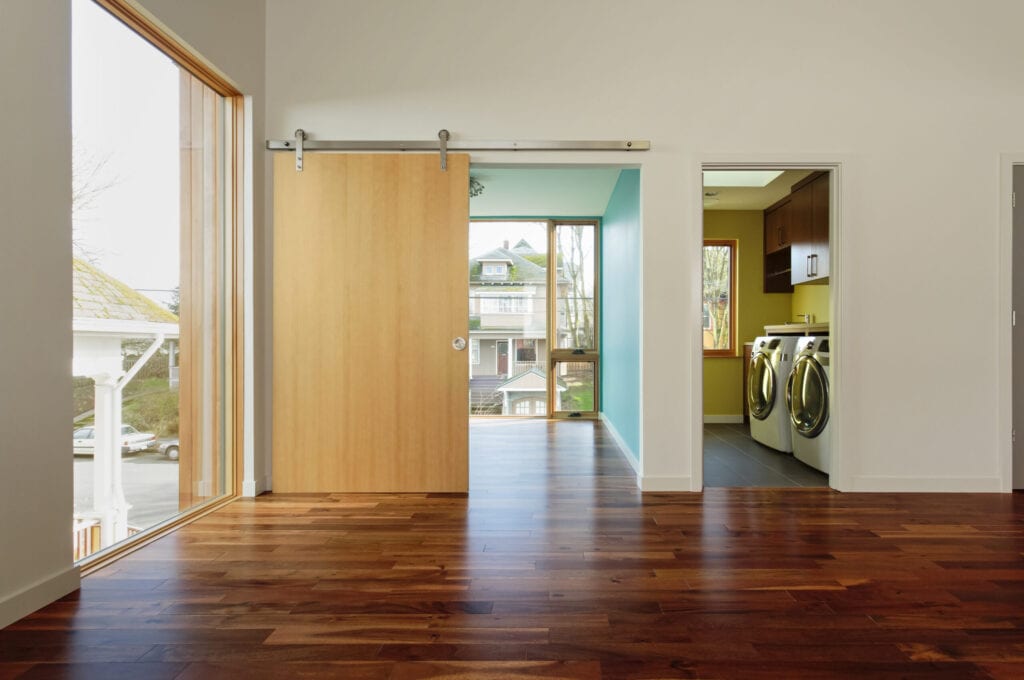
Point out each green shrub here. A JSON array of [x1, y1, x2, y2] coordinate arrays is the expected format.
[[122, 389, 179, 438]]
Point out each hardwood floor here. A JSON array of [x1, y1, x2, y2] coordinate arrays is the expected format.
[[3, 419, 1024, 678]]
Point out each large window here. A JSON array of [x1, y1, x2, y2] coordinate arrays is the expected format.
[[468, 220, 599, 417], [703, 240, 736, 356], [71, 0, 241, 563]]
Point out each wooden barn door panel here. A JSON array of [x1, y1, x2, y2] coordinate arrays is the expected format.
[[273, 153, 469, 492]]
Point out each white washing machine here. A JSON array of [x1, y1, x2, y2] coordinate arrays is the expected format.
[[747, 335, 799, 453], [786, 336, 831, 474]]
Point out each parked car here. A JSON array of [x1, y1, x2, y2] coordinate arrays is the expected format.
[[72, 425, 157, 455], [158, 439, 180, 461]]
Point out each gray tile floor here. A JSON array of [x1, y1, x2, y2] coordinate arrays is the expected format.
[[703, 422, 828, 488]]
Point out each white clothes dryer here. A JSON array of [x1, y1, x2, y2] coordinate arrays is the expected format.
[[747, 336, 799, 453], [786, 336, 831, 474]]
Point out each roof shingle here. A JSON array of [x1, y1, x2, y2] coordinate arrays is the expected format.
[[73, 258, 178, 324]]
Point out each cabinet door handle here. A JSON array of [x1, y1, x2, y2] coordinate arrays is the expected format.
[[811, 253, 818, 277], [806, 255, 811, 277]]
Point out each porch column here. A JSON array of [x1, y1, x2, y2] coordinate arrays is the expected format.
[[92, 372, 131, 548]]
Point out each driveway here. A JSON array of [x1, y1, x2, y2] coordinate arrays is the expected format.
[[74, 450, 179, 531]]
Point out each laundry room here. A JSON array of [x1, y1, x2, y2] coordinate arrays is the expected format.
[[701, 168, 832, 488]]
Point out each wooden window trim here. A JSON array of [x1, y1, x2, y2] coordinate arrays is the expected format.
[[92, 0, 242, 98], [548, 220, 600, 418], [703, 239, 737, 358]]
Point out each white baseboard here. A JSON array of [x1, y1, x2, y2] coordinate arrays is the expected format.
[[849, 475, 1005, 493], [242, 475, 270, 497], [703, 415, 745, 424], [639, 475, 696, 492], [598, 413, 640, 476], [0, 565, 80, 629]]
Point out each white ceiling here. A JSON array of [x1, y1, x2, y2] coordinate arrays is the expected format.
[[469, 167, 624, 217], [703, 169, 813, 211]]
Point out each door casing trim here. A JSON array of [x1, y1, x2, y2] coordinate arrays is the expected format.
[[998, 155, 1023, 492]]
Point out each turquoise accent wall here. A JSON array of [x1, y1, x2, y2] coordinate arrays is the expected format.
[[600, 169, 641, 462]]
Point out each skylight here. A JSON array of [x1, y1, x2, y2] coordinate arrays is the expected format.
[[702, 170, 783, 188]]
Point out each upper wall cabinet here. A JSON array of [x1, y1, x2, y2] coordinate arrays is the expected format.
[[764, 197, 792, 255], [763, 196, 794, 293], [789, 171, 830, 285]]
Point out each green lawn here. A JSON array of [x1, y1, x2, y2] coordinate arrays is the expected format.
[[562, 384, 594, 411], [74, 376, 179, 438]]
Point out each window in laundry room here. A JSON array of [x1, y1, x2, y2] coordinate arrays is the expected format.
[[702, 239, 736, 356]]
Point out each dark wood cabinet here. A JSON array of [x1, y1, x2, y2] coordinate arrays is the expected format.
[[810, 171, 829, 279], [763, 197, 793, 293], [789, 171, 830, 285], [764, 198, 791, 254]]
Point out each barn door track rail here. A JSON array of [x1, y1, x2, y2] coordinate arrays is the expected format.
[[268, 129, 651, 172]]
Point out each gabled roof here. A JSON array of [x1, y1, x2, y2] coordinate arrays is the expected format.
[[496, 367, 567, 392], [469, 246, 546, 283], [511, 239, 536, 255], [73, 258, 179, 338]]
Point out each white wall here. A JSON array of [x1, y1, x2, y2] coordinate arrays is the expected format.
[[0, 0, 80, 628], [133, 0, 269, 494], [266, 0, 1024, 492]]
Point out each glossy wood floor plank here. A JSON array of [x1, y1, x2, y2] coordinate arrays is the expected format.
[[2, 419, 1024, 678]]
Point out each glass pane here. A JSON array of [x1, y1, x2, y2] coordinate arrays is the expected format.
[[469, 221, 548, 415], [72, 0, 229, 561], [748, 354, 775, 419], [555, 223, 596, 350], [702, 244, 732, 351], [554, 361, 595, 413], [789, 358, 829, 436]]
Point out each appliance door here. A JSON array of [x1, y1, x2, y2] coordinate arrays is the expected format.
[[747, 352, 776, 420], [786, 355, 829, 437]]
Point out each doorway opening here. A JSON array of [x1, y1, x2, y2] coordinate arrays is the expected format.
[[701, 166, 833, 488]]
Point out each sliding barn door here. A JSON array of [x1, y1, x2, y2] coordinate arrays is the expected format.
[[273, 153, 469, 492]]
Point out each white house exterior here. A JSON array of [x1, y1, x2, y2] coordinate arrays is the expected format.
[[468, 240, 567, 414], [72, 258, 178, 549]]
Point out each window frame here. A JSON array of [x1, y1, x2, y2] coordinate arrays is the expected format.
[[702, 239, 737, 358], [548, 220, 600, 418], [482, 262, 507, 277]]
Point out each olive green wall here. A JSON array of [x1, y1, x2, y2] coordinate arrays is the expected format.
[[792, 282, 830, 323], [703, 211, 793, 418]]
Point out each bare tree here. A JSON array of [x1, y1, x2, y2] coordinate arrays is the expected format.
[[72, 142, 117, 261], [702, 245, 731, 349], [558, 226, 594, 348]]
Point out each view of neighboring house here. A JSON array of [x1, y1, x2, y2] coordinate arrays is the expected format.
[[468, 239, 567, 415], [72, 257, 179, 555]]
